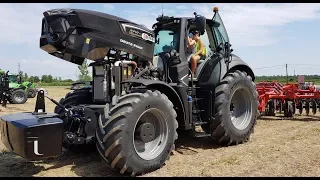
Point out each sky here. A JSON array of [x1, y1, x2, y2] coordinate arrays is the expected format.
[[1, 3, 320, 80]]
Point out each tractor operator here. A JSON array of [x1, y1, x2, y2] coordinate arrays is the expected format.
[[189, 30, 207, 77]]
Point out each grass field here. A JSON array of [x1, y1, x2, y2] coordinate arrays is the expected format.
[[1, 86, 320, 177]]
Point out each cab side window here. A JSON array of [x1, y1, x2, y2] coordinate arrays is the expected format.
[[197, 25, 215, 59], [185, 22, 215, 59]]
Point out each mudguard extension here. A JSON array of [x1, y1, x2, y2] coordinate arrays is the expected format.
[[0, 113, 64, 160]]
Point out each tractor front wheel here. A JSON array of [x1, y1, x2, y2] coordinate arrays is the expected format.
[[10, 89, 28, 104], [27, 88, 37, 98], [96, 90, 178, 176]]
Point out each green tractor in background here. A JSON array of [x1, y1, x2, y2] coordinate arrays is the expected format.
[[0, 69, 28, 104], [8, 73, 37, 98]]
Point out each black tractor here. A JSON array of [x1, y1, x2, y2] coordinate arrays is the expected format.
[[0, 70, 10, 107], [0, 7, 258, 176]]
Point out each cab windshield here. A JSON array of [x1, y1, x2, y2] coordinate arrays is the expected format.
[[8, 75, 17, 82], [153, 24, 180, 55]]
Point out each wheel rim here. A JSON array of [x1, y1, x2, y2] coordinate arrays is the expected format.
[[14, 92, 25, 102], [133, 108, 168, 161], [229, 87, 253, 131]]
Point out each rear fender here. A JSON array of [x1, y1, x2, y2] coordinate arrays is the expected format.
[[227, 55, 255, 81]]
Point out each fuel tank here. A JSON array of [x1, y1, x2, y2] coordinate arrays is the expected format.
[[40, 9, 155, 65]]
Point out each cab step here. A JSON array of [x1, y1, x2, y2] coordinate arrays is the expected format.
[[194, 132, 211, 138], [193, 121, 210, 126], [193, 109, 205, 114]]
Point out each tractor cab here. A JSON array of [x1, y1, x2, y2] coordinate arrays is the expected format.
[[152, 7, 232, 82]]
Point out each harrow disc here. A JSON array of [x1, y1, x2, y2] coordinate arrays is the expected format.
[[266, 100, 276, 116], [297, 101, 303, 115], [311, 100, 317, 115], [283, 100, 295, 117], [305, 100, 310, 116]]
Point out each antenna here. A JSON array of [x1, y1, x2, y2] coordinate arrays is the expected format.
[[286, 63, 288, 84], [161, 4, 164, 17], [18, 63, 20, 74]]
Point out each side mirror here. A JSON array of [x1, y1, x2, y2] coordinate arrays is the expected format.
[[194, 15, 206, 35], [169, 49, 181, 65]]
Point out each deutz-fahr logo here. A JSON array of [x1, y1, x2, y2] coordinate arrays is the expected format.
[[142, 33, 155, 43]]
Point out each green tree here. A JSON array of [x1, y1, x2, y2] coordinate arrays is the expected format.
[[24, 73, 28, 82], [28, 76, 34, 82], [47, 75, 53, 83], [78, 59, 91, 81], [34, 76, 40, 83], [41, 75, 48, 83]]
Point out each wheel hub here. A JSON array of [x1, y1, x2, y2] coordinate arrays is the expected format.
[[133, 108, 169, 161], [136, 122, 156, 143], [229, 87, 253, 131]]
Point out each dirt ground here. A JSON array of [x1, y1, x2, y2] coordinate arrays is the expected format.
[[1, 86, 320, 177]]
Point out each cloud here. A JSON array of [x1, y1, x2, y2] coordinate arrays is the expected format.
[[2, 3, 320, 79], [103, 4, 114, 11], [191, 3, 320, 47], [176, 5, 188, 10], [0, 3, 70, 45], [122, 3, 320, 47]]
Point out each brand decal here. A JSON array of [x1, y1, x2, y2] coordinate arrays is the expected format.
[[121, 23, 155, 43], [142, 33, 155, 43], [128, 28, 141, 38], [34, 140, 43, 156], [120, 39, 143, 50]]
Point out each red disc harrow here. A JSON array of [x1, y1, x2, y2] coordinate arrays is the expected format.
[[256, 81, 320, 117]]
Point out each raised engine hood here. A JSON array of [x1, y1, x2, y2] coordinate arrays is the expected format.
[[40, 8, 155, 65]]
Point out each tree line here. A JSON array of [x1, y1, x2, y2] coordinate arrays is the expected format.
[[255, 75, 320, 84], [17, 60, 92, 85], [15, 59, 320, 85]]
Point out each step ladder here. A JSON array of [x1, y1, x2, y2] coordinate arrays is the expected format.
[[188, 94, 211, 138]]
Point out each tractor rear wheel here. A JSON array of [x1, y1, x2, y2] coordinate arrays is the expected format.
[[27, 88, 37, 98], [96, 90, 178, 176], [54, 88, 94, 152], [10, 89, 28, 104], [205, 70, 258, 146]]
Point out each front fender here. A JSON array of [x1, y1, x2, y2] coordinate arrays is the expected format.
[[122, 79, 188, 129]]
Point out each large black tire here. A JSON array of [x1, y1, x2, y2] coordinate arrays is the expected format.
[[96, 90, 178, 176], [27, 88, 37, 98], [54, 88, 94, 152], [10, 89, 28, 104], [206, 70, 258, 146]]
